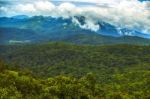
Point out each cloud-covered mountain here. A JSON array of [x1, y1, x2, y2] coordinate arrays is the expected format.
[[0, 0, 150, 45], [0, 16, 150, 45], [0, 0, 150, 37]]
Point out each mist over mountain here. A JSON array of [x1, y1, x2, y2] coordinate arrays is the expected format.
[[1, 0, 150, 34], [0, 15, 150, 45], [0, 0, 150, 45]]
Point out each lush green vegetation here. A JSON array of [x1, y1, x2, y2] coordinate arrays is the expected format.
[[1, 42, 150, 78], [0, 42, 150, 98], [0, 60, 150, 99]]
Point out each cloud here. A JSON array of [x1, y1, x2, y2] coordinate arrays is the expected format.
[[0, 0, 150, 34], [12, 1, 56, 16]]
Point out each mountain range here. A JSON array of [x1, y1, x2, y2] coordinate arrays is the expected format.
[[0, 15, 150, 45]]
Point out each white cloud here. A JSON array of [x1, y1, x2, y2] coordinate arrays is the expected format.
[[17, 4, 36, 12], [72, 17, 100, 31], [35, 1, 55, 11], [57, 2, 76, 18], [0, 0, 150, 34]]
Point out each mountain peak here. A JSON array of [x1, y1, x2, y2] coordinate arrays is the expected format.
[[12, 15, 29, 19]]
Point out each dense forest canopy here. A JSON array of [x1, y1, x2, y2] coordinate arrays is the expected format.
[[0, 43, 150, 98]]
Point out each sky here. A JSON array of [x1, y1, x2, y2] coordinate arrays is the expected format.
[[0, 0, 150, 34]]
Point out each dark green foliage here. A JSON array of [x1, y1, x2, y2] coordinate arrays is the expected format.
[[0, 43, 150, 98], [0, 62, 150, 99], [1, 43, 150, 78], [0, 59, 9, 72]]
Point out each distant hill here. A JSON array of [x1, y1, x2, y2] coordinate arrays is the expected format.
[[0, 16, 150, 45], [62, 33, 150, 45], [0, 27, 39, 44], [11, 15, 29, 19], [0, 26, 150, 45]]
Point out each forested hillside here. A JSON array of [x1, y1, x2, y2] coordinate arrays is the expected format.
[[1, 43, 150, 77], [0, 43, 150, 98], [0, 59, 150, 99]]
